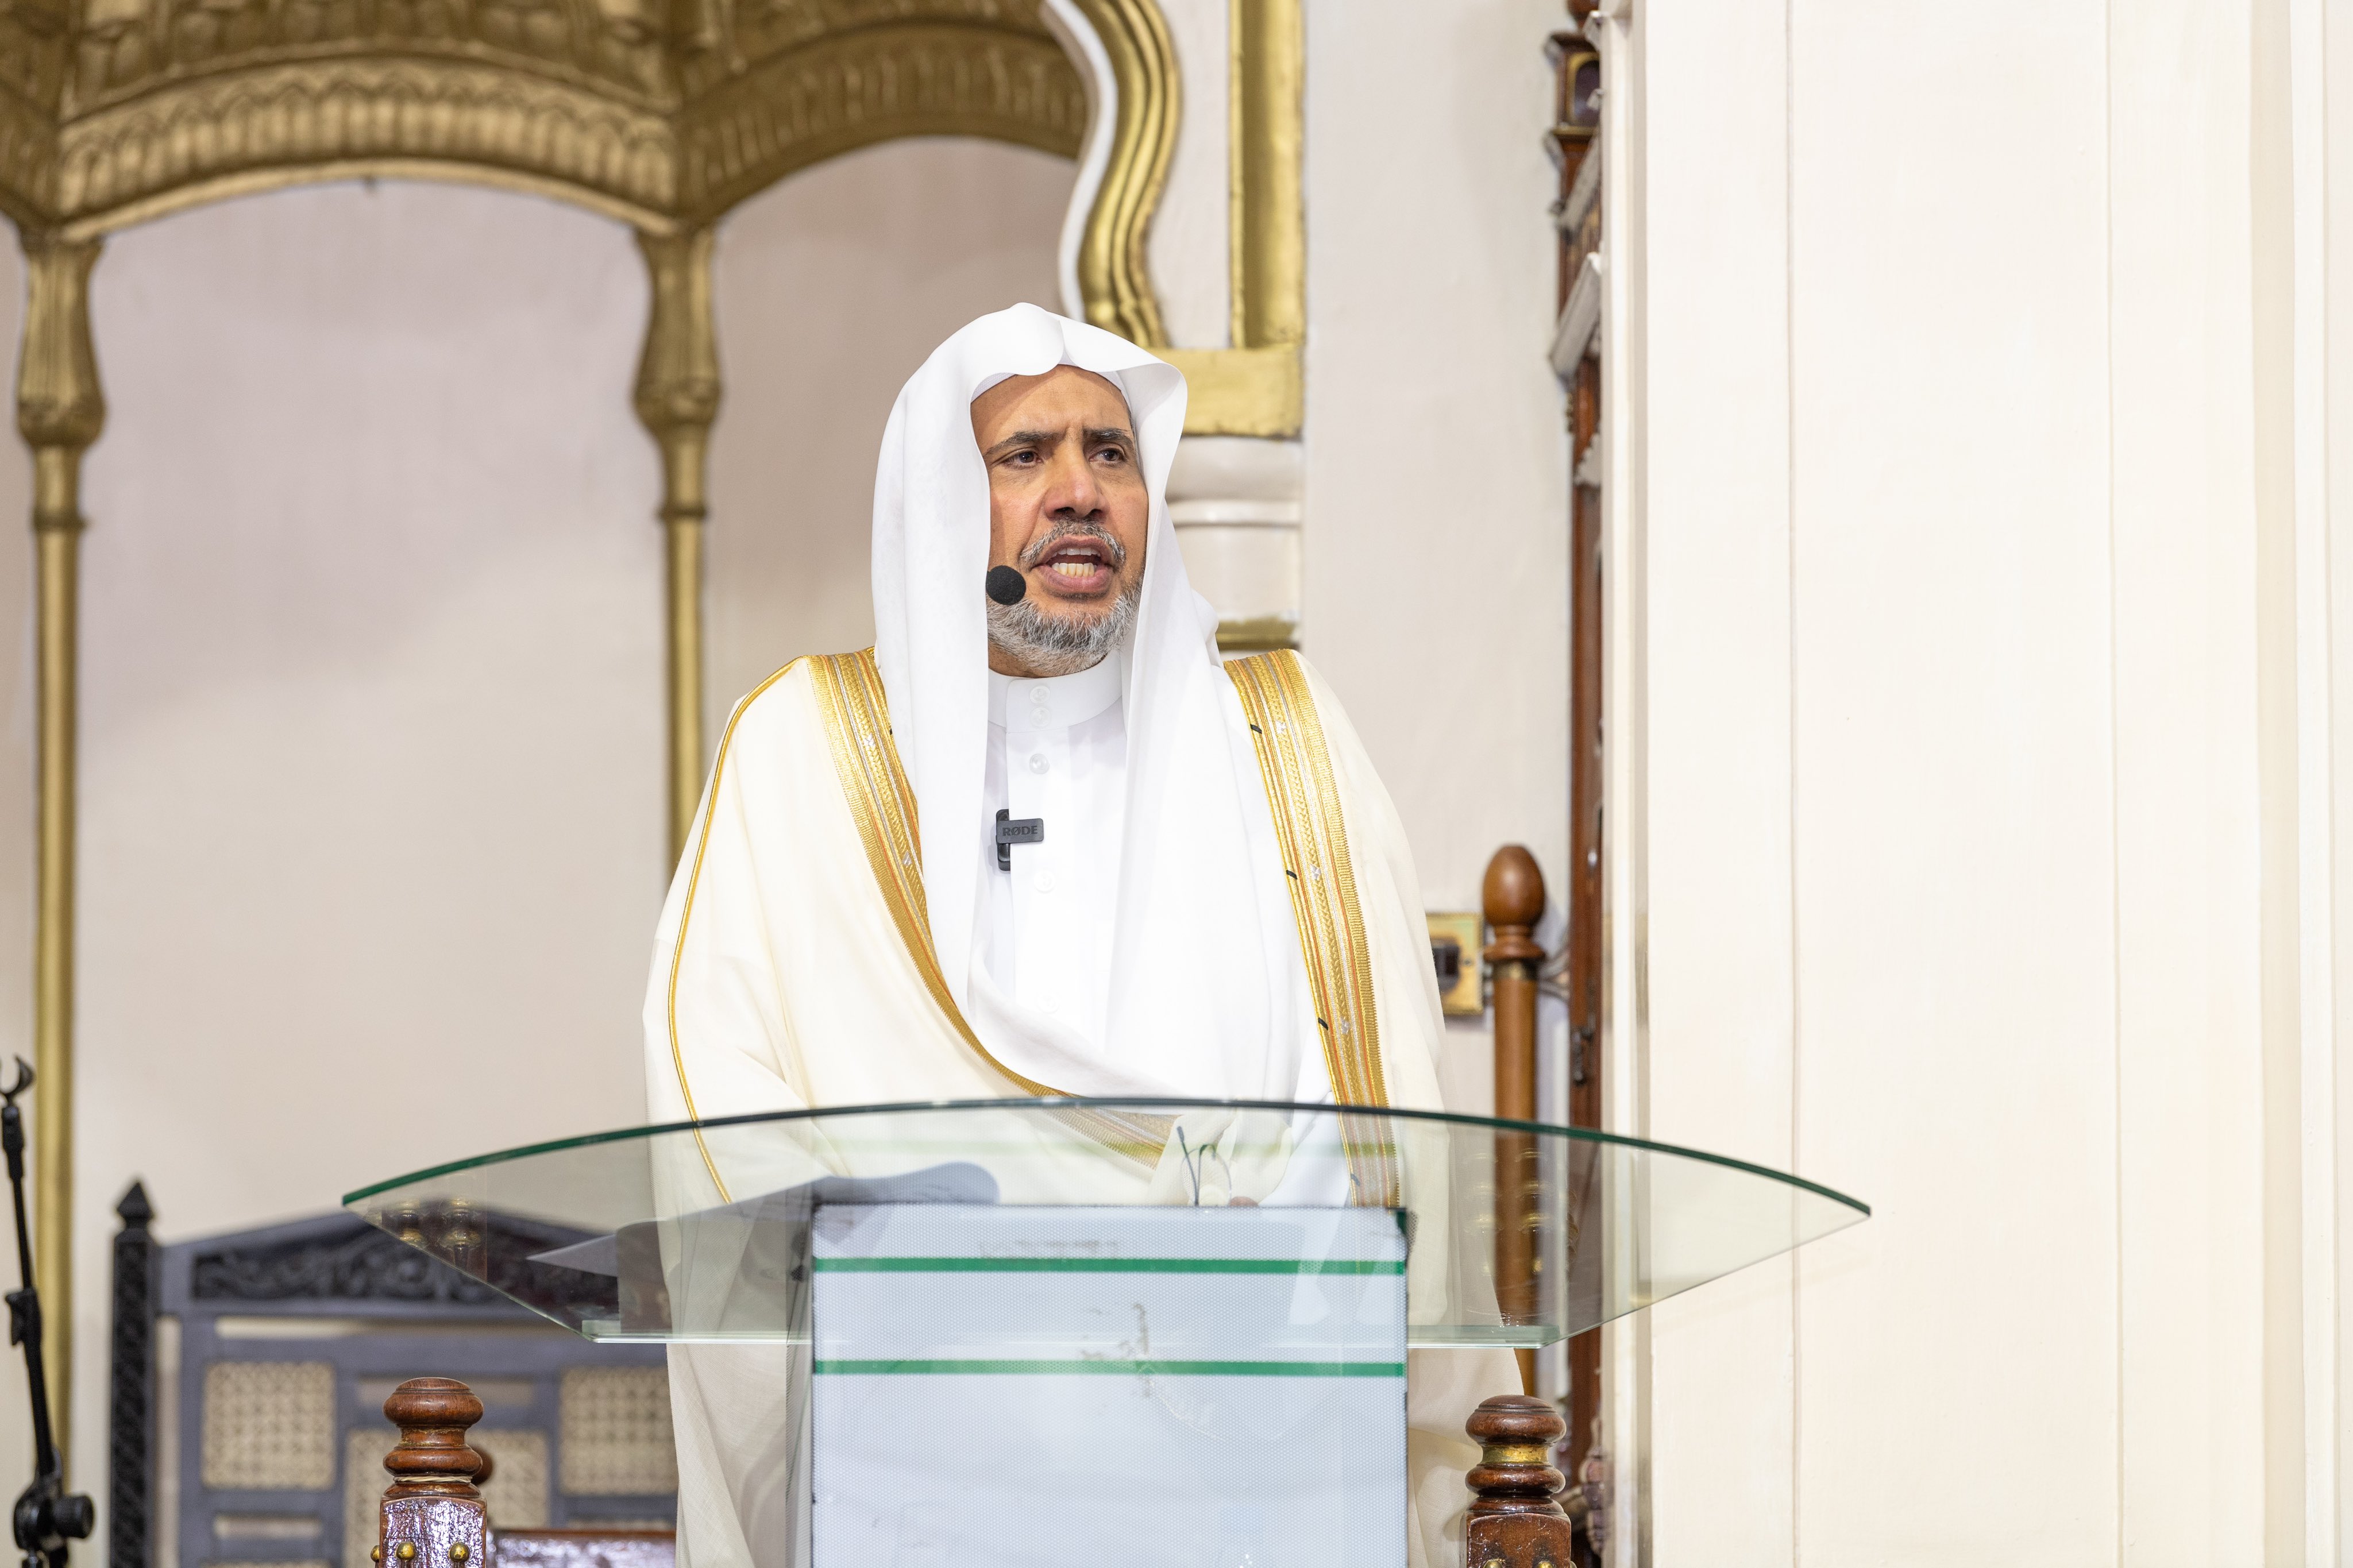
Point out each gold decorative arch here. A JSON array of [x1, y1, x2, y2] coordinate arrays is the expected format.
[[0, 0, 1302, 1452]]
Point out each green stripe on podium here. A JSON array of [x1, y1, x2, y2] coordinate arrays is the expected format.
[[811, 1257, 1405, 1275], [813, 1358, 1406, 1377]]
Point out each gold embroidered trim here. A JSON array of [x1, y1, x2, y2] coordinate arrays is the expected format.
[[1225, 651, 1387, 1106], [673, 649, 1394, 1197], [809, 650, 1164, 1164], [664, 658, 808, 1204], [1226, 651, 1397, 1207], [809, 651, 1052, 1090]]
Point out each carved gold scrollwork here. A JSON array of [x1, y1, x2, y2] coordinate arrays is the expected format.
[[33, 3, 1095, 240], [676, 24, 1087, 221], [55, 64, 681, 235]]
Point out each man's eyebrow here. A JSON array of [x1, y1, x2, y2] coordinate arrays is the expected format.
[[981, 425, 1136, 461], [983, 428, 1063, 461]]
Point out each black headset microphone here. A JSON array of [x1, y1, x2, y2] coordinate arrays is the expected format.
[[985, 565, 1028, 605]]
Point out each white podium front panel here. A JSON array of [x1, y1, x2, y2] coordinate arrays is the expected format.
[[810, 1204, 1408, 1568]]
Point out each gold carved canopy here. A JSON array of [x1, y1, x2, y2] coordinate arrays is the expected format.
[[0, 0, 1078, 225], [0, 0, 1325, 402]]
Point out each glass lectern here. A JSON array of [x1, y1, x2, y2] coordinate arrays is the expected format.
[[345, 1100, 1866, 1568]]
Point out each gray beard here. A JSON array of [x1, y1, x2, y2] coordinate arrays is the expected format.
[[986, 580, 1140, 677]]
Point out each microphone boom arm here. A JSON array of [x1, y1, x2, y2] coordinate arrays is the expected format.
[[0, 1061, 92, 1568]]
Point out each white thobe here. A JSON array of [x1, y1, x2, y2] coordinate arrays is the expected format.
[[972, 654, 1340, 1108], [975, 654, 1128, 1050], [649, 651, 1503, 1568]]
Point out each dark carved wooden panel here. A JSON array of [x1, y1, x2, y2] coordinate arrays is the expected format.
[[107, 1182, 156, 1568], [189, 1225, 510, 1307], [107, 1206, 674, 1568]]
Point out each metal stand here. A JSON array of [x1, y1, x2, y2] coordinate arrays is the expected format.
[[1, 1062, 91, 1568]]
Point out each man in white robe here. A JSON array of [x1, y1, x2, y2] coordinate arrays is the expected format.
[[645, 305, 1513, 1568]]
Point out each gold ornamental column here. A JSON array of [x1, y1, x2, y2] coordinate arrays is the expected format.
[[15, 232, 105, 1456], [631, 227, 720, 860]]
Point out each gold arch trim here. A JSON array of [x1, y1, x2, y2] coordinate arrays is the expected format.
[[1159, 0, 1303, 437], [1063, 0, 1177, 349]]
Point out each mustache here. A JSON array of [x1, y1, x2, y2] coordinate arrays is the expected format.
[[1017, 518, 1129, 571]]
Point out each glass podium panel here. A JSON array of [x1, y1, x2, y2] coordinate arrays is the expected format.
[[342, 1098, 1868, 1350]]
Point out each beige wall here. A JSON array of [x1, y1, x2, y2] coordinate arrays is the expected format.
[[2329, 0, 2353, 1534], [59, 180, 668, 1500], [1633, 0, 2350, 1561], [1302, 0, 1571, 918]]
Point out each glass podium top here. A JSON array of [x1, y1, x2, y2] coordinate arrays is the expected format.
[[344, 1098, 1865, 1349]]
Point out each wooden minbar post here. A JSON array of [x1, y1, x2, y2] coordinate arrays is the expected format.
[[377, 1378, 488, 1568], [1464, 1394, 1579, 1568], [1552, 11, 1610, 1550], [1483, 845, 1548, 1392]]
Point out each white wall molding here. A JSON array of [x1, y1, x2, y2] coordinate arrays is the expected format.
[[1168, 435, 1305, 640], [2288, 0, 2340, 1555], [1588, 1, 1649, 1563]]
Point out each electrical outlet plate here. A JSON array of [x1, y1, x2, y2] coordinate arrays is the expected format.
[[1425, 912, 1485, 1017]]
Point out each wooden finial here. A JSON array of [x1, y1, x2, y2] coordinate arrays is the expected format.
[[381, 1378, 485, 1500], [1483, 845, 1546, 968], [1463, 1395, 1574, 1568], [379, 1380, 489, 1568]]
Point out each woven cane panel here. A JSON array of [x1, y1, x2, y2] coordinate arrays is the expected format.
[[200, 1362, 335, 1490], [341, 1428, 385, 1568], [558, 1368, 676, 1496], [341, 1427, 549, 1568], [477, 1431, 551, 1529]]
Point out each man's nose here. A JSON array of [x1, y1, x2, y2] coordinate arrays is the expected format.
[[1043, 438, 1104, 517]]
